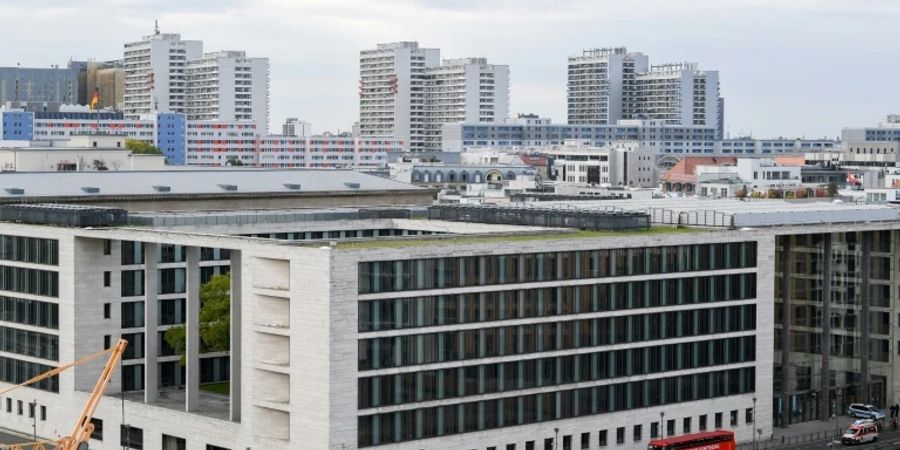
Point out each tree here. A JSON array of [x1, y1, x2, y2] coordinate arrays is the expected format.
[[226, 157, 244, 166], [164, 274, 231, 364], [735, 187, 748, 200], [125, 138, 163, 155], [91, 159, 108, 171], [827, 181, 839, 197]]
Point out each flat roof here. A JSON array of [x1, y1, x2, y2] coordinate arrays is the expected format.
[[0, 169, 423, 199]]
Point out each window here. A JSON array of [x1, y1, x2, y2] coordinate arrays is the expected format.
[[544, 438, 553, 450], [103, 303, 111, 319], [28, 401, 34, 418], [103, 271, 111, 287], [581, 432, 590, 449], [5, 398, 10, 412], [715, 412, 723, 428], [667, 419, 676, 437], [104, 335, 111, 349], [40, 405, 46, 421], [507, 445, 516, 450], [563, 435, 572, 450], [17, 400, 22, 415], [699, 414, 707, 431], [162, 434, 186, 450], [616, 427, 625, 444], [683, 417, 691, 433], [103, 239, 111, 255], [746, 407, 754, 423], [633, 425, 642, 442], [526, 442, 535, 450], [651, 422, 659, 439], [90, 418, 103, 441], [598, 430, 607, 447], [121, 424, 143, 449], [206, 444, 230, 449]]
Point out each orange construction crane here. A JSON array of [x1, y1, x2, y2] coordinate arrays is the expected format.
[[0, 339, 127, 450]]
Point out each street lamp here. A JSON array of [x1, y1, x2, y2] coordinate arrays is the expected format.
[[752, 397, 758, 450], [554, 427, 559, 450], [30, 399, 37, 442]]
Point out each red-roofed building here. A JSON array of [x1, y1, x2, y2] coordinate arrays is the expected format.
[[660, 156, 737, 192]]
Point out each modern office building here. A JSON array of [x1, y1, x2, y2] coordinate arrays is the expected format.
[[185, 51, 270, 132], [72, 60, 125, 110], [359, 42, 510, 151], [635, 63, 721, 137], [567, 48, 648, 125], [441, 117, 837, 156], [123, 30, 203, 119], [542, 140, 658, 188], [423, 58, 510, 150], [0, 66, 79, 104], [841, 114, 900, 143], [359, 42, 440, 151]]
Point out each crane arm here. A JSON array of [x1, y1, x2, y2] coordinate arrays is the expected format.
[[0, 345, 118, 397], [64, 338, 128, 449]]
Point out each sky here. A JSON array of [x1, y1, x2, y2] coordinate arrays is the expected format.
[[1, 0, 897, 137]]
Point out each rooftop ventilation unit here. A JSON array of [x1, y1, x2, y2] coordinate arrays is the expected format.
[[344, 182, 361, 189], [81, 187, 100, 194], [218, 184, 238, 191], [3, 188, 24, 195], [283, 183, 302, 190], [152, 185, 171, 192]]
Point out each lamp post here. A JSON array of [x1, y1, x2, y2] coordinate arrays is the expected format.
[[30, 399, 37, 442], [554, 427, 559, 450], [752, 397, 758, 450]]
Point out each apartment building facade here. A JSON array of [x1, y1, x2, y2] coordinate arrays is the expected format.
[[635, 63, 721, 137], [184, 51, 270, 132], [123, 32, 203, 119], [567, 48, 648, 126], [0, 66, 79, 105]]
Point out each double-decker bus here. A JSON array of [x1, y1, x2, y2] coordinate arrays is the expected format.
[[648, 430, 736, 450]]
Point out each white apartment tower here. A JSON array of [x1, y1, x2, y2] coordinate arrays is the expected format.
[[635, 62, 721, 135], [282, 118, 311, 137], [123, 31, 203, 119], [185, 51, 270, 132], [424, 58, 510, 150], [359, 42, 440, 151], [567, 48, 649, 125]]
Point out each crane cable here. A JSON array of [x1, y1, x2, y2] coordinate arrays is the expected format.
[[0, 345, 117, 396]]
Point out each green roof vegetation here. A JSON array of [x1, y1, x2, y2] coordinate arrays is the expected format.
[[334, 226, 711, 250]]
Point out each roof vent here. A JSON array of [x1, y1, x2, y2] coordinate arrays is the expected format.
[[81, 187, 100, 194], [218, 184, 238, 191], [344, 182, 361, 189], [152, 185, 171, 193], [283, 183, 302, 190], [4, 188, 24, 195]]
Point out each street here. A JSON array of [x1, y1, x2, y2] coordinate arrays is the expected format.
[[763, 430, 900, 450]]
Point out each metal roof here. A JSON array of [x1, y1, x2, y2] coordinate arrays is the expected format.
[[0, 169, 422, 199]]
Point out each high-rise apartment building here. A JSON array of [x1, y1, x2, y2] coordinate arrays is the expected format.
[[423, 58, 509, 150], [185, 51, 270, 132], [282, 117, 311, 137], [359, 42, 440, 151], [635, 63, 720, 132], [0, 66, 79, 104], [123, 31, 203, 119], [567, 48, 724, 137], [567, 48, 649, 125]]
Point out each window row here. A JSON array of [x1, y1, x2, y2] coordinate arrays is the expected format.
[[0, 326, 59, 360], [360, 273, 757, 332], [359, 305, 756, 370], [0, 356, 58, 392], [357, 367, 756, 447], [0, 235, 58, 266], [122, 242, 232, 265], [0, 265, 58, 297], [359, 336, 756, 408], [0, 296, 59, 329], [359, 242, 758, 294]]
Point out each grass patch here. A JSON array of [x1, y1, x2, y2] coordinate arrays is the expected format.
[[200, 382, 229, 395], [335, 226, 710, 250]]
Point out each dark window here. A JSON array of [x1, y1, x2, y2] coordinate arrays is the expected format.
[[746, 407, 754, 423], [633, 424, 642, 442], [598, 430, 607, 447], [616, 427, 625, 444], [162, 434, 186, 450], [103, 303, 111, 319], [731, 410, 739, 426], [121, 425, 143, 449], [103, 239, 111, 255], [580, 432, 590, 449], [40, 405, 46, 421], [683, 417, 691, 433], [103, 271, 111, 287], [90, 418, 103, 440]]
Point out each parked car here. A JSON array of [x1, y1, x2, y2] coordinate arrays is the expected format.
[[848, 404, 886, 420], [842, 420, 879, 445]]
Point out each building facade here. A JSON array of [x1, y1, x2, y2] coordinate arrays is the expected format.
[[0, 66, 79, 104], [544, 141, 658, 188], [123, 32, 203, 119], [72, 60, 125, 110], [423, 58, 510, 150], [282, 118, 311, 137], [635, 63, 721, 137], [567, 48, 648, 125], [184, 51, 270, 132]]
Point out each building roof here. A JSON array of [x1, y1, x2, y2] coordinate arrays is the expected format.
[[660, 156, 737, 184], [0, 169, 423, 199], [773, 156, 806, 167]]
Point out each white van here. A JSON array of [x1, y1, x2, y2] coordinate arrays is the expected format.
[[842, 420, 879, 445]]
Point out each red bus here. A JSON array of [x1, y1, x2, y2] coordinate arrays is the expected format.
[[648, 430, 735, 450]]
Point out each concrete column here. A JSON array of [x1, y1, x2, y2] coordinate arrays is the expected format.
[[144, 243, 159, 403], [861, 231, 871, 403], [185, 246, 201, 412], [820, 234, 832, 420], [229, 250, 242, 422], [780, 236, 792, 428]]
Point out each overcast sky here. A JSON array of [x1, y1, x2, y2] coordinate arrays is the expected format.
[[2, 0, 896, 137]]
